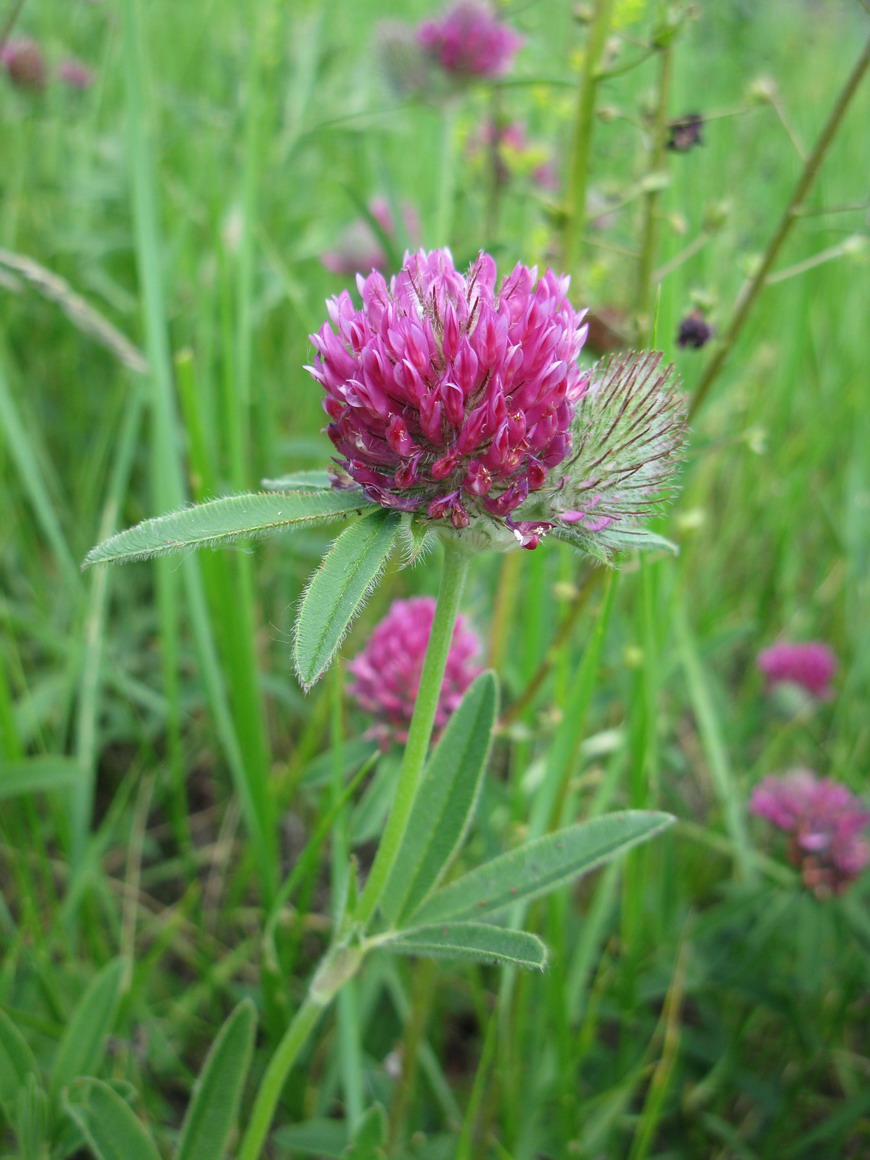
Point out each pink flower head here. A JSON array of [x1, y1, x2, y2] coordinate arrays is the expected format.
[[757, 641, 837, 700], [1, 37, 47, 91], [417, 1, 523, 80], [321, 198, 420, 278], [306, 248, 589, 536], [751, 770, 870, 897], [347, 596, 483, 745], [58, 58, 94, 90]]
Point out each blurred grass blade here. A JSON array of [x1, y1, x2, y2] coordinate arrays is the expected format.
[[381, 923, 548, 970], [411, 812, 674, 925], [49, 958, 126, 1102], [63, 1079, 161, 1160], [0, 1009, 40, 1117], [294, 509, 400, 691], [0, 757, 83, 802], [83, 490, 372, 567], [380, 671, 498, 928], [177, 999, 257, 1160]]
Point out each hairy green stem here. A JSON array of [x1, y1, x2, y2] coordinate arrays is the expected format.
[[356, 539, 471, 928], [689, 32, 870, 419], [633, 37, 672, 338], [562, 0, 616, 277], [237, 993, 325, 1160]]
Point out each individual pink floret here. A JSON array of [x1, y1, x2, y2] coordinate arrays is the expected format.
[[417, 1, 523, 80], [347, 596, 483, 746], [751, 769, 870, 897], [306, 248, 589, 535], [757, 641, 837, 700]]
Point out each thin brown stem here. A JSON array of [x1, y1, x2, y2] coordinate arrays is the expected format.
[[689, 32, 870, 420]]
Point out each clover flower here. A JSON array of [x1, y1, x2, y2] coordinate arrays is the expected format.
[[347, 596, 482, 745], [417, 1, 523, 80], [751, 770, 870, 897], [58, 58, 94, 90], [307, 248, 590, 535], [1, 37, 47, 91], [757, 641, 837, 700]]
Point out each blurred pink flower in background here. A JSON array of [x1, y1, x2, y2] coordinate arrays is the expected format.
[[307, 247, 589, 536], [1, 37, 47, 91], [58, 58, 94, 90], [757, 641, 837, 700], [466, 119, 559, 189], [347, 596, 483, 745], [321, 198, 419, 278], [751, 770, 870, 897], [417, 1, 523, 80]]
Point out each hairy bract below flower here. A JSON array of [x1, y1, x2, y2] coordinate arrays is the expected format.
[[417, 0, 523, 80], [757, 641, 837, 700], [306, 248, 686, 555], [751, 770, 870, 897], [347, 596, 482, 745]]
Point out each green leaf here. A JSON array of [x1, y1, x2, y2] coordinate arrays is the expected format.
[[261, 471, 334, 490], [599, 528, 679, 555], [0, 757, 82, 802], [82, 490, 373, 568], [63, 1079, 161, 1160], [341, 1102, 387, 1159], [176, 999, 256, 1160], [380, 672, 498, 928], [0, 1009, 40, 1117], [381, 923, 548, 970], [552, 525, 677, 561], [293, 509, 400, 691], [49, 958, 126, 1103], [410, 812, 674, 925], [397, 513, 436, 568], [273, 1118, 347, 1157]]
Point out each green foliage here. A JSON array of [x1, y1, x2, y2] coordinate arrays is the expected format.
[[410, 812, 674, 925], [381, 923, 548, 969], [63, 1079, 162, 1160], [0, 1009, 40, 1120], [380, 672, 499, 927], [83, 490, 372, 567], [49, 958, 126, 1104], [293, 509, 401, 690], [0, 757, 83, 801]]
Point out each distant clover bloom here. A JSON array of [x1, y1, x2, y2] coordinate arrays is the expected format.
[[751, 770, 870, 897], [307, 249, 685, 553], [757, 641, 837, 700], [1, 37, 47, 91], [321, 198, 420, 278], [347, 596, 482, 745], [58, 58, 94, 90], [418, 1, 523, 80]]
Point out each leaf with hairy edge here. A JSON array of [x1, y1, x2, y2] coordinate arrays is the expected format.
[[380, 923, 547, 970], [63, 1079, 162, 1160], [177, 999, 256, 1160], [0, 1008, 40, 1116], [409, 812, 674, 926], [261, 471, 335, 490], [82, 490, 374, 568], [49, 958, 126, 1103], [380, 672, 498, 928], [552, 526, 677, 560], [0, 756, 82, 801], [294, 509, 400, 691]]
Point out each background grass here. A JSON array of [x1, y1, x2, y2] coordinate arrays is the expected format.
[[2, 0, 869, 1156]]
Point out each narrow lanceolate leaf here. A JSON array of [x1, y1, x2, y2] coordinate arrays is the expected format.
[[63, 1079, 162, 1160], [49, 958, 126, 1102], [0, 1008, 40, 1115], [381, 923, 548, 970], [177, 999, 256, 1160], [409, 812, 674, 926], [82, 490, 373, 568], [380, 672, 499, 928], [261, 471, 335, 490], [294, 509, 400, 691], [0, 756, 83, 801]]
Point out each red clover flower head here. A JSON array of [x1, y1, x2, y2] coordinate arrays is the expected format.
[[417, 1, 523, 80], [757, 641, 837, 700], [58, 58, 95, 90], [1, 37, 47, 91], [307, 248, 590, 537], [751, 770, 870, 897], [321, 198, 420, 278], [347, 596, 482, 746]]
